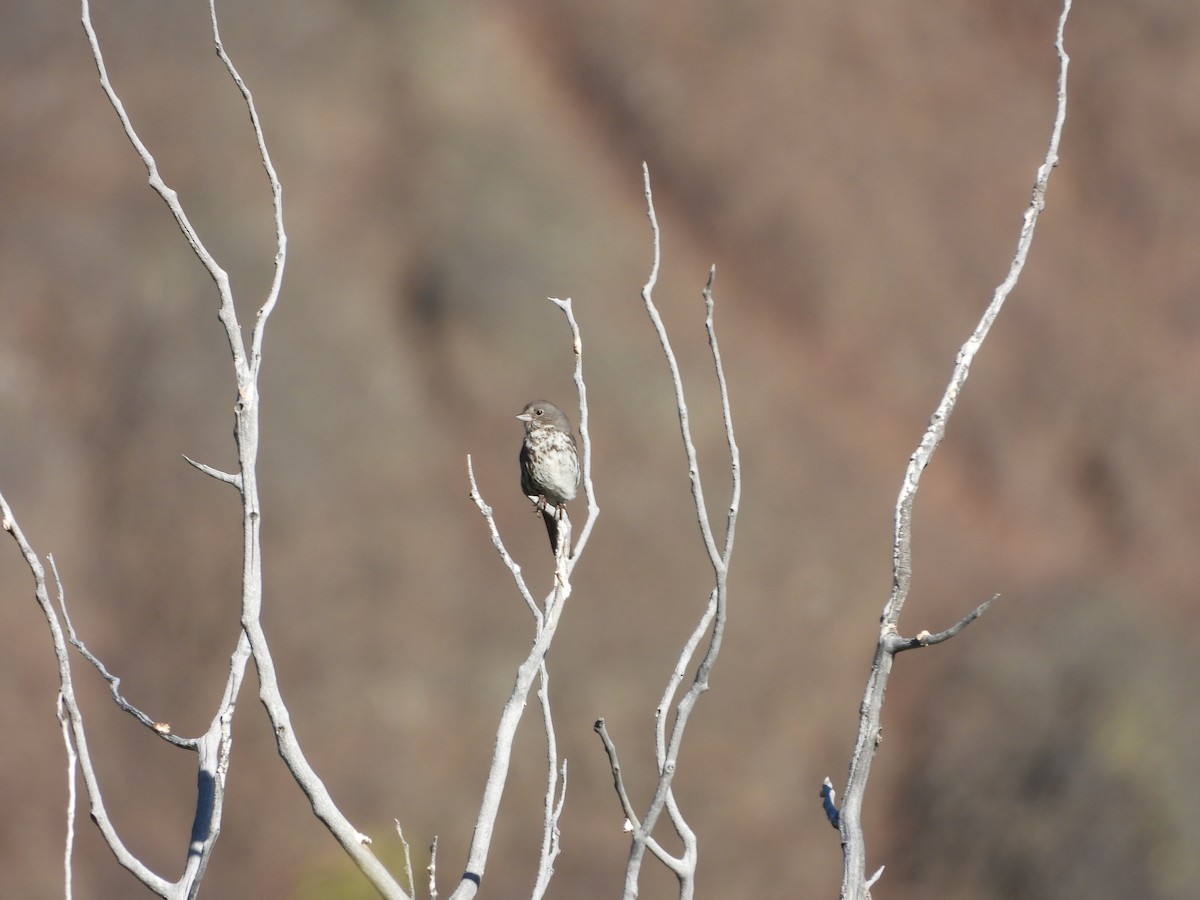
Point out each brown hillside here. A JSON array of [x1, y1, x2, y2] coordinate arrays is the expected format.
[[2, 2, 1198, 897]]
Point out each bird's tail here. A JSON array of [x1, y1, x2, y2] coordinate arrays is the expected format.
[[541, 509, 561, 555]]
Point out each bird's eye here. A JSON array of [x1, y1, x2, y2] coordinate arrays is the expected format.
[[535, 407, 544, 415]]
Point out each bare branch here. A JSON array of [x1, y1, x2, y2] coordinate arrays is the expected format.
[[830, 4, 1073, 897], [394, 822, 417, 899], [635, 175, 723, 571], [447, 582, 570, 899], [654, 590, 718, 769], [890, 594, 998, 653], [50, 555, 196, 747], [57, 694, 77, 900], [702, 267, 741, 560], [74, 2, 407, 896], [865, 866, 885, 891], [1, 492, 174, 896], [530, 662, 565, 900], [467, 455, 540, 620], [79, 0, 245, 372], [593, 720, 674, 866], [429, 836, 439, 900], [183, 455, 242, 488], [609, 166, 740, 900], [531, 676, 566, 900], [207, 0, 286, 366], [547, 297, 600, 567], [451, 299, 594, 900], [594, 719, 637, 825]]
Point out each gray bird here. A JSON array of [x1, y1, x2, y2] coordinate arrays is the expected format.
[[517, 400, 580, 553]]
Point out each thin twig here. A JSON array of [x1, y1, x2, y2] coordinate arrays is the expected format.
[[865, 866, 885, 890], [50, 555, 196, 747], [653, 590, 718, 769], [395, 821, 416, 899], [208, 0, 286, 366], [531, 663, 564, 900], [703, 267, 741, 560], [467, 456, 540, 620], [634, 173, 722, 569], [891, 594, 998, 652], [547, 297, 600, 567], [79, 0, 241, 365], [183, 455, 242, 488], [429, 836, 439, 900], [593, 720, 674, 864]]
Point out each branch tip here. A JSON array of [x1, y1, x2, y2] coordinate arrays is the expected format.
[[894, 593, 997, 653], [182, 454, 241, 487]]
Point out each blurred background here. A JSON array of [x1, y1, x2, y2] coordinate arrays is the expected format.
[[3, 1, 1200, 897]]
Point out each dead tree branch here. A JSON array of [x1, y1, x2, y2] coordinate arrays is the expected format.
[[826, 3, 1073, 897], [597, 166, 741, 900], [453, 298, 597, 900], [0, 3, 416, 897]]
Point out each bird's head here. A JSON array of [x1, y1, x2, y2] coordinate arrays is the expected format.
[[517, 401, 569, 432]]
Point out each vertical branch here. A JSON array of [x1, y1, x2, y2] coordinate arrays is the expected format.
[[466, 459, 567, 899], [79, 0, 246, 373], [530, 663, 566, 900], [204, 7, 407, 896], [69, 3, 409, 898], [208, 0, 285, 364], [831, 4, 1073, 898], [57, 694, 77, 900], [428, 836, 440, 900], [633, 182, 723, 568], [548, 296, 600, 566], [453, 300, 595, 900], [703, 269, 741, 560], [449, 570, 573, 900], [606, 167, 741, 900]]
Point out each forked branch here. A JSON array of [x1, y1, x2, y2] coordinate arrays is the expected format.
[[25, 3, 412, 897], [453, 297, 598, 900], [826, 3, 1074, 897], [598, 166, 741, 900]]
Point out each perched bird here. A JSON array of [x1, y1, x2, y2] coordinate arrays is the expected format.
[[517, 400, 580, 554]]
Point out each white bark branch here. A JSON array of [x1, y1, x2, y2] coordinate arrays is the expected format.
[[1, 495, 173, 896], [604, 167, 741, 900], [56, 693, 77, 900], [547, 297, 601, 568], [452, 298, 597, 899], [829, 4, 1073, 898], [65, 2, 410, 897], [182, 455, 242, 488]]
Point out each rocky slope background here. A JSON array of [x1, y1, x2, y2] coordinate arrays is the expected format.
[[2, 2, 1199, 897]]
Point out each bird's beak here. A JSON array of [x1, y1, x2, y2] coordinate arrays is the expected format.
[[516, 413, 532, 422]]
